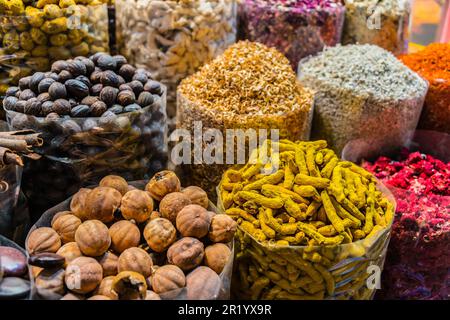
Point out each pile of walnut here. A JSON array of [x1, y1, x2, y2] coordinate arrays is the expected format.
[[26, 170, 237, 300]]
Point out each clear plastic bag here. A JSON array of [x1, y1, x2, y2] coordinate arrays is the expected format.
[[5, 96, 168, 217], [26, 180, 234, 300], [115, 0, 237, 120], [342, 0, 411, 55], [342, 130, 450, 300], [0, 1, 109, 100], [238, 0, 345, 70], [217, 182, 396, 300]]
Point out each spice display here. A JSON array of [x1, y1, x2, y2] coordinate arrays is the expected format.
[[342, 0, 411, 54], [399, 43, 450, 133], [218, 139, 396, 300], [116, 0, 237, 122], [0, 235, 30, 299], [0, 0, 109, 103], [107, 0, 116, 54], [26, 171, 236, 300], [298, 44, 428, 156], [178, 41, 314, 198], [363, 149, 449, 300], [238, 0, 345, 70], [4, 53, 168, 216]]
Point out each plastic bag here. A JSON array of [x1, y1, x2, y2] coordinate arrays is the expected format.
[[238, 0, 345, 70], [217, 181, 396, 300], [343, 130, 450, 300], [6, 96, 168, 217], [115, 0, 237, 121], [26, 180, 233, 300], [0, 2, 109, 101], [342, 0, 411, 55]]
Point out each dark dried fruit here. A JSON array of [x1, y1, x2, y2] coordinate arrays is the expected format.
[[128, 80, 144, 96], [97, 54, 117, 71], [75, 75, 91, 87], [109, 104, 123, 114], [90, 83, 103, 96], [19, 89, 36, 100], [113, 55, 127, 68], [61, 119, 81, 133], [3, 96, 18, 110], [37, 92, 51, 103], [48, 82, 67, 100], [71, 104, 90, 117], [5, 86, 20, 97], [24, 99, 42, 116], [124, 104, 142, 113], [100, 70, 120, 87], [81, 58, 95, 74], [28, 253, 65, 269], [132, 72, 148, 84], [58, 70, 72, 82], [30, 72, 46, 92], [18, 76, 31, 90], [117, 75, 126, 86], [144, 80, 163, 95], [46, 72, 59, 81], [100, 86, 119, 106], [119, 84, 132, 92], [15, 100, 26, 113], [67, 60, 87, 76], [90, 101, 107, 116], [41, 101, 53, 115], [81, 96, 99, 106], [38, 78, 55, 93], [90, 69, 103, 83], [117, 90, 135, 106], [90, 52, 105, 64], [119, 64, 136, 81], [65, 79, 89, 99], [137, 92, 154, 107], [51, 60, 69, 73], [0, 246, 27, 277], [53, 99, 71, 115], [68, 98, 77, 107]]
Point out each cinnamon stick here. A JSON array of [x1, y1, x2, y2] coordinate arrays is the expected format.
[[0, 147, 24, 166], [0, 138, 31, 153], [0, 131, 43, 147]]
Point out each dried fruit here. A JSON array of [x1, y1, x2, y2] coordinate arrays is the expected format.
[[28, 253, 65, 269], [145, 170, 181, 201], [99, 175, 128, 196], [186, 266, 221, 300], [118, 247, 153, 278], [176, 204, 211, 238], [84, 187, 122, 223], [112, 271, 147, 300], [50, 211, 72, 227], [109, 220, 141, 253], [96, 251, 119, 277], [70, 188, 91, 221], [88, 295, 111, 300], [151, 265, 186, 294], [65, 257, 103, 294], [35, 268, 66, 298], [94, 276, 118, 300], [56, 242, 82, 267], [159, 192, 191, 224], [208, 214, 237, 243], [52, 214, 81, 244], [204, 244, 231, 274], [0, 247, 27, 277], [99, 86, 119, 106], [181, 186, 209, 209], [144, 290, 161, 300], [27, 227, 61, 254], [167, 237, 204, 272], [143, 218, 177, 253], [120, 190, 154, 223], [117, 90, 135, 105], [75, 220, 111, 257]]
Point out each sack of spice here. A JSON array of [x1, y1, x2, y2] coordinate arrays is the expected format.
[[237, 0, 345, 70], [346, 130, 450, 300], [0, 0, 109, 116], [177, 41, 314, 200], [399, 43, 450, 134], [217, 139, 396, 300], [342, 0, 411, 55], [298, 44, 428, 157], [3, 53, 168, 217], [25, 171, 235, 300], [116, 0, 237, 124]]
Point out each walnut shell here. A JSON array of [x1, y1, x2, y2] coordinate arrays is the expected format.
[[120, 190, 153, 223], [35, 268, 66, 299], [151, 265, 186, 294], [181, 186, 209, 209], [56, 242, 82, 267], [27, 227, 61, 254], [65, 257, 103, 294], [84, 187, 122, 223], [112, 271, 147, 300], [145, 170, 181, 201], [94, 276, 118, 300], [118, 247, 153, 278], [143, 218, 176, 253], [204, 244, 231, 274], [159, 192, 191, 224], [50, 211, 72, 226], [96, 251, 118, 277], [75, 220, 111, 257], [52, 214, 81, 244], [208, 214, 237, 243], [176, 204, 211, 238], [109, 220, 141, 253], [167, 237, 204, 272], [70, 188, 91, 221], [99, 175, 129, 196], [186, 266, 221, 300]]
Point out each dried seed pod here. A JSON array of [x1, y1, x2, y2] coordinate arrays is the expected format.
[[52, 214, 82, 243], [208, 214, 237, 243], [100, 70, 120, 87], [176, 204, 211, 238], [70, 104, 90, 117], [81, 95, 99, 106], [84, 187, 122, 223], [204, 243, 231, 274], [56, 242, 82, 267], [96, 251, 119, 277], [90, 71, 103, 85], [58, 70, 73, 82], [119, 64, 136, 81], [19, 76, 31, 90], [151, 265, 186, 294], [128, 80, 144, 96], [94, 276, 118, 300], [167, 237, 204, 272], [159, 192, 191, 224], [137, 91, 154, 107], [145, 170, 181, 201], [133, 72, 148, 84], [48, 82, 67, 99], [65, 79, 89, 99], [117, 90, 135, 106], [51, 60, 69, 73], [109, 220, 141, 254], [144, 80, 162, 95], [67, 60, 87, 77], [35, 268, 66, 299], [186, 266, 221, 300], [181, 186, 209, 209], [112, 271, 147, 300], [70, 188, 91, 221], [38, 78, 55, 93], [19, 89, 36, 100], [120, 190, 154, 223], [37, 92, 51, 103], [65, 257, 103, 294], [90, 100, 107, 117], [99, 175, 128, 195], [99, 86, 119, 106], [24, 98, 42, 116], [124, 103, 141, 113], [3, 96, 18, 110], [75, 220, 111, 257], [143, 218, 177, 253], [30, 72, 45, 93], [113, 55, 127, 68], [97, 54, 117, 71], [118, 247, 153, 278], [52, 99, 71, 115], [109, 104, 124, 114], [75, 75, 91, 87], [27, 227, 61, 254]]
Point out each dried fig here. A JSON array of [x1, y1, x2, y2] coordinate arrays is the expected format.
[[65, 257, 103, 294], [70, 188, 91, 221], [208, 214, 237, 243], [145, 170, 181, 201], [112, 271, 147, 300], [186, 266, 221, 300], [176, 204, 211, 238], [159, 192, 191, 224], [204, 244, 231, 274], [143, 218, 176, 253], [99, 175, 128, 196], [109, 220, 140, 253], [118, 247, 153, 278], [75, 220, 111, 257], [181, 186, 209, 209], [52, 214, 81, 243], [167, 237, 204, 272], [27, 227, 61, 254], [151, 265, 186, 295], [84, 187, 121, 223], [120, 190, 153, 223]]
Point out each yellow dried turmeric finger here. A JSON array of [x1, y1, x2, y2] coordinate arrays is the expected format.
[[225, 169, 242, 182], [221, 182, 236, 191], [293, 185, 321, 201], [283, 163, 295, 189], [315, 151, 324, 165], [262, 286, 282, 300], [242, 162, 263, 180], [322, 149, 336, 164], [243, 170, 284, 191], [248, 248, 269, 269], [374, 207, 387, 227], [317, 206, 328, 223], [237, 191, 284, 209], [318, 225, 337, 237], [309, 221, 326, 229], [351, 229, 366, 240], [221, 191, 234, 209], [297, 221, 344, 245], [314, 264, 335, 296], [275, 240, 289, 246], [264, 208, 298, 235], [347, 162, 374, 180], [329, 187, 366, 221], [321, 190, 345, 233], [276, 290, 324, 300], [321, 157, 339, 179], [363, 200, 375, 235], [261, 184, 309, 204], [291, 276, 314, 289], [330, 197, 362, 228], [250, 277, 270, 300], [284, 197, 308, 221], [294, 174, 331, 189], [226, 207, 256, 222], [384, 200, 395, 225], [269, 263, 287, 277], [238, 261, 250, 290], [240, 221, 267, 242], [341, 230, 353, 244], [306, 147, 321, 177], [306, 201, 322, 218], [294, 147, 309, 176], [259, 210, 276, 239], [248, 264, 260, 282], [278, 231, 305, 245]]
